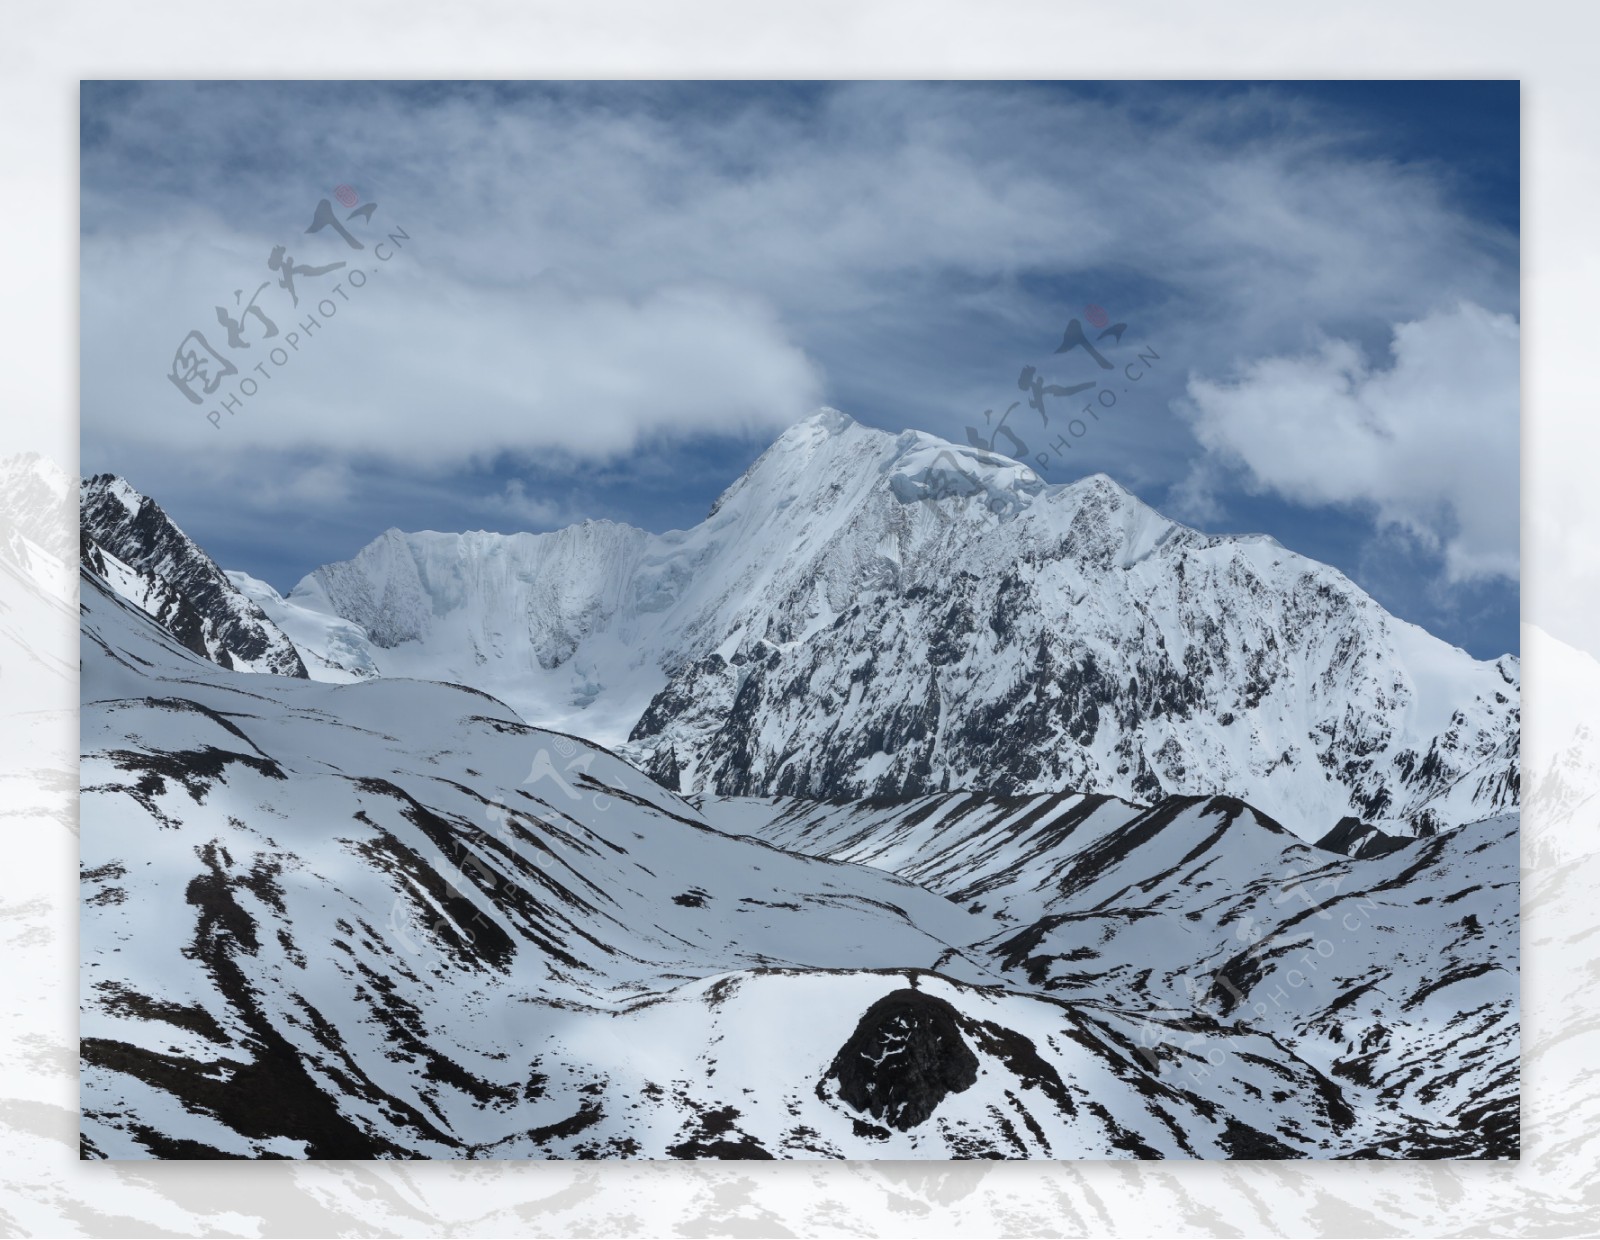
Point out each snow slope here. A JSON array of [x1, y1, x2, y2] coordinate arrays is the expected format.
[[227, 570, 379, 683], [81, 566, 1516, 1159], [267, 410, 1517, 840], [1522, 624, 1600, 868]]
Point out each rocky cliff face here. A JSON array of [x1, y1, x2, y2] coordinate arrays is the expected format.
[[624, 416, 1519, 843], [79, 474, 307, 677]]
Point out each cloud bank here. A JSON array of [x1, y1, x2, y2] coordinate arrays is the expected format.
[[1177, 302, 1518, 584], [82, 82, 1516, 475]]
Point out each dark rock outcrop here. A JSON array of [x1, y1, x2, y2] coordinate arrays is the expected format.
[[826, 988, 979, 1130]]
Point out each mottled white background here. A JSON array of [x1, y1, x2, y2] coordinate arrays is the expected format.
[[4, 1, 1597, 1234]]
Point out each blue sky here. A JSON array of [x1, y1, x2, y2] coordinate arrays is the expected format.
[[80, 80, 1519, 657]]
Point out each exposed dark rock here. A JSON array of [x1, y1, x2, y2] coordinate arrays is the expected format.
[[1218, 1116, 1305, 1159], [1316, 815, 1411, 859], [826, 989, 979, 1130]]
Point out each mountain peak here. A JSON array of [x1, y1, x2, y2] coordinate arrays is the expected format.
[[803, 406, 857, 435], [714, 410, 1059, 524], [0, 451, 78, 565], [707, 408, 865, 519], [725, 412, 1174, 530], [883, 432, 1046, 516], [220, 406, 1517, 839], [83, 472, 145, 519]]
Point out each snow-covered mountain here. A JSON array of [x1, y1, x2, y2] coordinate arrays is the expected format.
[[701, 791, 1518, 1157], [80, 474, 308, 678], [266, 410, 1517, 840], [227, 569, 381, 683], [0, 454, 78, 803], [1, 452, 78, 571], [80, 559, 1518, 1159]]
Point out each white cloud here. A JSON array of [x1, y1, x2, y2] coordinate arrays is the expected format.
[[1177, 302, 1519, 583], [241, 461, 357, 510], [80, 218, 823, 467], [482, 478, 563, 527], [80, 83, 1517, 479]]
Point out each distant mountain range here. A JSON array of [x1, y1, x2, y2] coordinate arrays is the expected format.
[[82, 410, 1519, 842]]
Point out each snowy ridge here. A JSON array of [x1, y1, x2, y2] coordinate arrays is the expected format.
[[226, 570, 380, 683], [271, 410, 1518, 840], [1522, 625, 1600, 869], [81, 567, 1516, 1159], [80, 474, 308, 678], [0, 454, 78, 741]]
